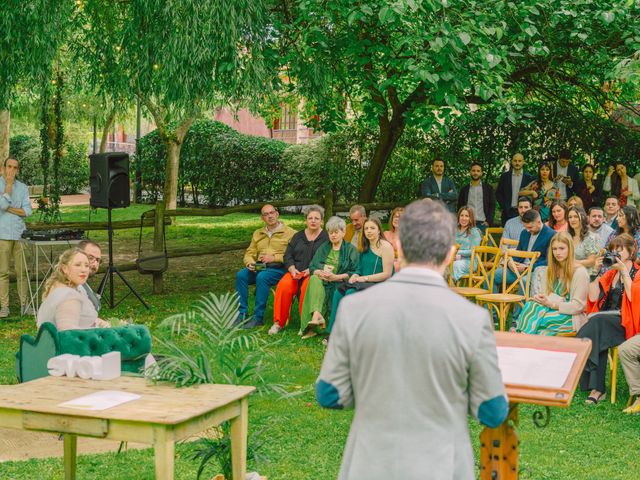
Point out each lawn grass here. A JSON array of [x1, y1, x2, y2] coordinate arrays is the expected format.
[[1, 204, 638, 479]]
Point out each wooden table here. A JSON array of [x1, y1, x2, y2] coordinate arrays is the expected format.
[[0, 376, 255, 480]]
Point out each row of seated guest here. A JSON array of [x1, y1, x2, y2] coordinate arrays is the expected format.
[[297, 216, 359, 338], [36, 248, 109, 331], [235, 203, 401, 334], [269, 206, 328, 335]]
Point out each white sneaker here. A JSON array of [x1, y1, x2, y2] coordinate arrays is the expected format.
[[0, 306, 9, 318], [268, 324, 282, 335]]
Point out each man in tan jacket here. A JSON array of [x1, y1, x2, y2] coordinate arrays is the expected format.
[[236, 204, 296, 328], [343, 204, 366, 252]]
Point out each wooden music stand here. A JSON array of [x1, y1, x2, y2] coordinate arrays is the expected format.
[[479, 332, 592, 479]]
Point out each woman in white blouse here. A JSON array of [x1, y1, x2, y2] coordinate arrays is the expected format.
[[36, 248, 109, 331]]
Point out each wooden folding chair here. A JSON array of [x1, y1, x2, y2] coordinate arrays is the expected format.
[[452, 246, 501, 302], [499, 237, 518, 250], [476, 249, 540, 331], [447, 244, 460, 287], [481, 227, 504, 248], [609, 346, 619, 404]]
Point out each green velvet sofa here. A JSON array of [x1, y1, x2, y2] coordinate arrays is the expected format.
[[15, 322, 153, 383]]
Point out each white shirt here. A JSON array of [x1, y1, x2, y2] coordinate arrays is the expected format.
[[556, 161, 569, 200], [468, 183, 485, 222], [511, 172, 523, 208]]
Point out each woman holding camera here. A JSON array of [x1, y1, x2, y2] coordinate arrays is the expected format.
[[299, 216, 359, 339], [269, 206, 328, 335], [37, 248, 109, 331], [577, 233, 640, 404], [516, 232, 589, 335]]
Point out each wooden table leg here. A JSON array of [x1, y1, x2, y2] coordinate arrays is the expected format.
[[479, 403, 519, 479], [230, 398, 248, 480], [154, 427, 175, 480], [63, 434, 77, 480]]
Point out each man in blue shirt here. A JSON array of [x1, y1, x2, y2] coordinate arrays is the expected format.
[[420, 158, 458, 212], [502, 196, 533, 244], [0, 158, 32, 317]]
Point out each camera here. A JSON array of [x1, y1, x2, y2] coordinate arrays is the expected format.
[[254, 262, 266, 272], [602, 251, 621, 267]]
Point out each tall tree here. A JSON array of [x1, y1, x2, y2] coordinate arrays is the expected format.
[[77, 0, 272, 208], [275, 0, 640, 201], [0, 1, 70, 163]]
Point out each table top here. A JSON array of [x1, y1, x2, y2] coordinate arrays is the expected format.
[[20, 239, 83, 246], [495, 332, 591, 408], [0, 376, 255, 425]]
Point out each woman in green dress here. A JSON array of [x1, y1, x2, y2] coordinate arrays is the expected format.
[[516, 232, 589, 335], [300, 216, 359, 339], [328, 217, 395, 333]]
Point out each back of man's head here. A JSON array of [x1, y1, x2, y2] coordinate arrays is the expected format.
[[399, 200, 455, 266], [521, 209, 541, 225]]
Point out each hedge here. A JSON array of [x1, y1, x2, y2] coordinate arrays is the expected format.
[[9, 134, 89, 194]]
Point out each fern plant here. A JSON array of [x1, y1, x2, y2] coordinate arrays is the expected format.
[[149, 292, 286, 478]]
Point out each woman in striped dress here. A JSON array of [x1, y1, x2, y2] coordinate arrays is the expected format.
[[516, 232, 589, 335]]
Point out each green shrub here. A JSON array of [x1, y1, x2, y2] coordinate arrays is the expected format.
[[136, 119, 288, 206], [9, 135, 89, 194], [58, 142, 89, 194], [9, 134, 43, 186]]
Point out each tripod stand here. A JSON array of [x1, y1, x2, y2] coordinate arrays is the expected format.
[[97, 208, 149, 309]]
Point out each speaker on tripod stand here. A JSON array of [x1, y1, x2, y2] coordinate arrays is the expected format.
[[89, 152, 149, 309]]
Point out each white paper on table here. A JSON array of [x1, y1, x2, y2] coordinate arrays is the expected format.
[[58, 391, 141, 411], [497, 347, 577, 389]]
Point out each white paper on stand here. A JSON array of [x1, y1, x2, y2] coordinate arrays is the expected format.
[[58, 390, 141, 411], [497, 347, 577, 389]]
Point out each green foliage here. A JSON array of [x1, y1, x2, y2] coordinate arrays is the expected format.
[[433, 103, 640, 185], [0, 1, 71, 109], [59, 142, 90, 194], [137, 119, 288, 206], [151, 291, 287, 478], [9, 134, 88, 194], [9, 135, 42, 185], [273, 0, 640, 200]]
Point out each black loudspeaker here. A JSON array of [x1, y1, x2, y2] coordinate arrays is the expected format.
[[89, 152, 130, 209]]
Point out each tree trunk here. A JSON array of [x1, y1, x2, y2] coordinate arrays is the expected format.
[[358, 116, 405, 203], [99, 108, 117, 153], [0, 109, 9, 166], [163, 140, 182, 210]]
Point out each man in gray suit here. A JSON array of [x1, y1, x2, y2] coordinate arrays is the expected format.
[[78, 239, 102, 312], [316, 199, 508, 480]]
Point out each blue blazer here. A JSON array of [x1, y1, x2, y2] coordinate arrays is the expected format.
[[420, 175, 458, 212], [516, 224, 556, 268], [552, 162, 581, 197], [495, 170, 535, 214]]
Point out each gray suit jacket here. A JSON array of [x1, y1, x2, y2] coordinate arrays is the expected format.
[[81, 283, 101, 313], [317, 267, 508, 480]]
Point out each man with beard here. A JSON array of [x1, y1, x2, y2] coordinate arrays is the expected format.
[[77, 239, 103, 312], [457, 162, 496, 231]]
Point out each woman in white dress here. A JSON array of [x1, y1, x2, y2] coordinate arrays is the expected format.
[[36, 248, 109, 331]]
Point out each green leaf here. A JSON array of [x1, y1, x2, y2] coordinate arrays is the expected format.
[[601, 12, 615, 24], [459, 32, 471, 45], [378, 6, 392, 23]]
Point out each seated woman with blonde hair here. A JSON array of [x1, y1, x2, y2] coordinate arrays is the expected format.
[[516, 232, 589, 335], [36, 248, 109, 331]]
